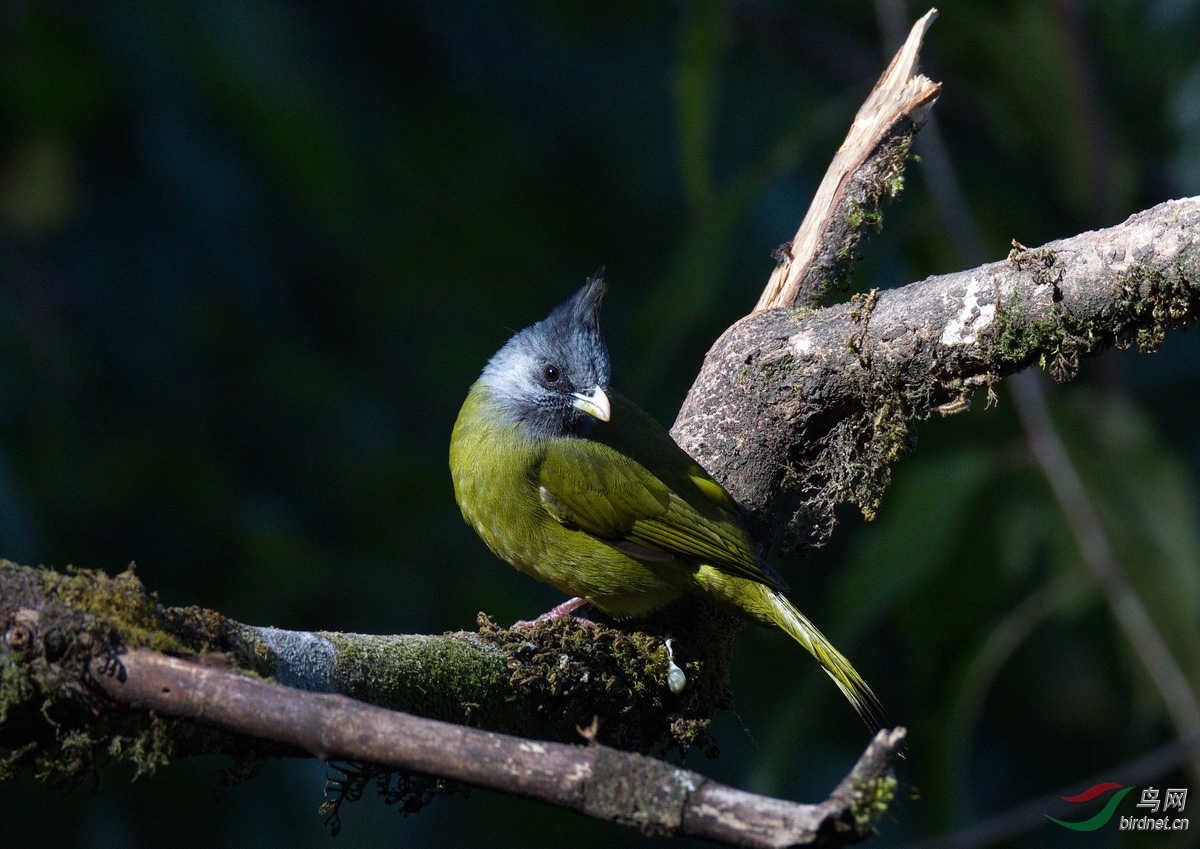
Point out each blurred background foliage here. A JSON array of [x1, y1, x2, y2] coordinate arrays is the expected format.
[[1, 1, 1199, 847]]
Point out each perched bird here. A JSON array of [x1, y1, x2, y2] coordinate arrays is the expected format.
[[449, 276, 892, 734]]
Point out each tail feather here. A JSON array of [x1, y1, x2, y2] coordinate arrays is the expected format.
[[768, 592, 894, 734]]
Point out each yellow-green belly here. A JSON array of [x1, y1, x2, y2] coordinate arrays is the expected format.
[[450, 389, 692, 618]]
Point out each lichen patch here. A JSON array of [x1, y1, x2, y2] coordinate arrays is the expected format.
[[941, 276, 996, 347], [788, 331, 816, 358]]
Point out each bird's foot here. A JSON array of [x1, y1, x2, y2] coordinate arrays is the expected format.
[[513, 596, 595, 628]]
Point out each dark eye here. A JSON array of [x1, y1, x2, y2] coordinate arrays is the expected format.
[[543, 364, 561, 383]]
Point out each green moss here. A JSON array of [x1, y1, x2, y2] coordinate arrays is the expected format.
[[848, 289, 880, 363], [227, 627, 279, 679], [850, 772, 898, 833], [1115, 260, 1199, 353], [785, 322, 927, 542], [808, 129, 916, 305], [1006, 242, 1061, 285], [319, 763, 469, 835], [991, 244, 1086, 380], [843, 129, 911, 234], [881, 134, 913, 200], [0, 561, 252, 791], [319, 604, 738, 829], [986, 253, 1199, 382], [844, 197, 881, 231], [985, 288, 1091, 382], [323, 631, 510, 728], [41, 565, 191, 654], [759, 351, 795, 382], [477, 596, 735, 757]]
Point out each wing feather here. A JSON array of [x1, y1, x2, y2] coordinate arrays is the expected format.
[[538, 438, 785, 592]]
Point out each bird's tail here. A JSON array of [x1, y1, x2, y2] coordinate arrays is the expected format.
[[765, 591, 894, 734]]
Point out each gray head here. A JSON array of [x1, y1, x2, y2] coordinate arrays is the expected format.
[[479, 275, 612, 439]]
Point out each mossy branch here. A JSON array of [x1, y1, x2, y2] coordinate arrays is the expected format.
[[0, 561, 737, 786], [0, 560, 903, 847], [674, 197, 1200, 549], [94, 648, 904, 847]]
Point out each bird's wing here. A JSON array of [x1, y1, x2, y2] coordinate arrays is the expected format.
[[538, 439, 786, 591]]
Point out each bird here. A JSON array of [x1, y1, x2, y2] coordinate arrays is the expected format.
[[449, 275, 893, 734]]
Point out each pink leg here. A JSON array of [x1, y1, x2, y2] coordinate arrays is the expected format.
[[513, 596, 592, 628]]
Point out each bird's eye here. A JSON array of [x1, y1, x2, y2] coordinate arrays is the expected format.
[[543, 364, 561, 383]]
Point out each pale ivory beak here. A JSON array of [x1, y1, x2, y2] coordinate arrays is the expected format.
[[571, 386, 611, 422]]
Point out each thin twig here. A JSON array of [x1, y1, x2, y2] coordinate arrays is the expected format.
[[944, 573, 1083, 798], [93, 649, 905, 849], [1010, 370, 1200, 784]]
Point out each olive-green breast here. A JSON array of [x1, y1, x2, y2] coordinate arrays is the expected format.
[[450, 384, 691, 617]]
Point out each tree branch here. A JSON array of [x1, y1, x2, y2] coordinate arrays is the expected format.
[[756, 8, 940, 310], [674, 197, 1200, 547], [92, 648, 904, 848], [0, 561, 737, 779]]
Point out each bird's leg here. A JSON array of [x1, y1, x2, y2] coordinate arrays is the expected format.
[[513, 596, 594, 628], [541, 596, 590, 619]]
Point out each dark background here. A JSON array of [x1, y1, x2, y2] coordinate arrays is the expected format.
[[2, 1, 1198, 847]]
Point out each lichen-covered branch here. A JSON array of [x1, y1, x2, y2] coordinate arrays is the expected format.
[[674, 197, 1200, 548], [0, 560, 900, 847], [91, 648, 904, 849], [0, 561, 734, 789]]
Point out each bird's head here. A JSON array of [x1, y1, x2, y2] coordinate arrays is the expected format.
[[479, 275, 612, 439]]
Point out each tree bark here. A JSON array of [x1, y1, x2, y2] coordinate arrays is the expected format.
[[675, 198, 1200, 547], [92, 648, 905, 848], [0, 561, 736, 771]]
